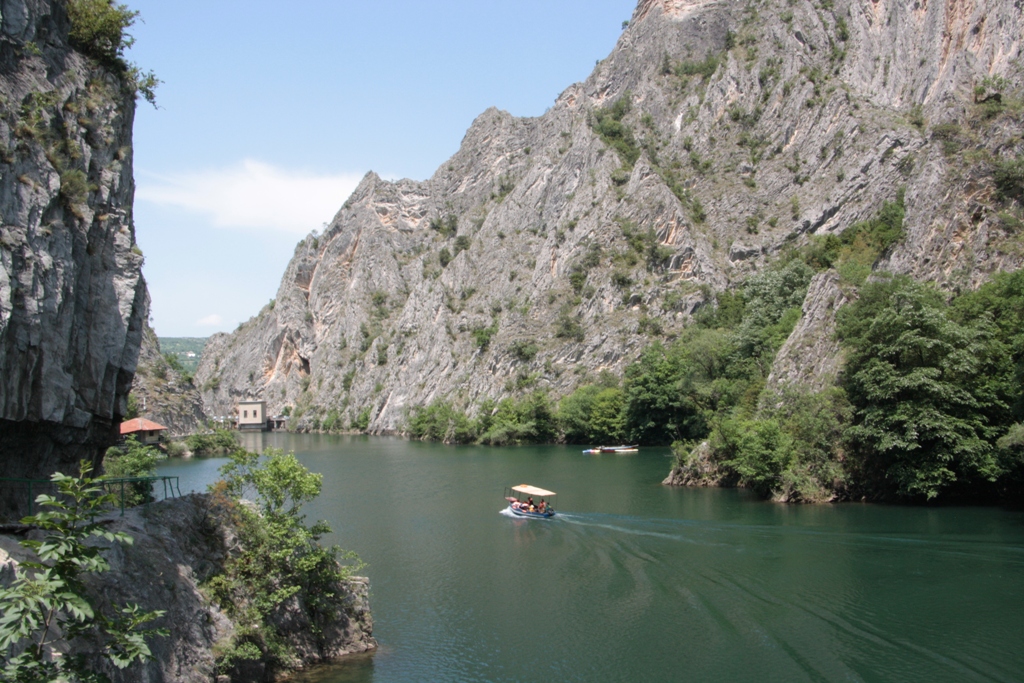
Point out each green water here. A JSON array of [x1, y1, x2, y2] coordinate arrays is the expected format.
[[156, 434, 1024, 683]]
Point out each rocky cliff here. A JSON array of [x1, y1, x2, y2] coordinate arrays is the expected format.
[[130, 323, 206, 437], [195, 0, 1023, 433], [0, 0, 148, 513], [0, 494, 376, 683]]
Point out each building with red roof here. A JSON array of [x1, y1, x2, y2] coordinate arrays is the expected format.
[[119, 417, 168, 445]]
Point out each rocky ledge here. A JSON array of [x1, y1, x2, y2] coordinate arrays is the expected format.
[[0, 494, 376, 683]]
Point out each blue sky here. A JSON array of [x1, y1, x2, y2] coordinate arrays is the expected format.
[[127, 0, 636, 337]]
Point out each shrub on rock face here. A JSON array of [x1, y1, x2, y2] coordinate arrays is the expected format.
[[67, 0, 139, 65], [994, 155, 1024, 202], [66, 0, 160, 104]]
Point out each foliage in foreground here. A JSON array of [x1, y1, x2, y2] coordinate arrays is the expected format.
[[205, 449, 362, 676], [0, 462, 166, 682]]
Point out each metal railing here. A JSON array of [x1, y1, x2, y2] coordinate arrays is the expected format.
[[0, 475, 181, 519]]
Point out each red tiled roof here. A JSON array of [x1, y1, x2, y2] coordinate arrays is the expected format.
[[119, 417, 168, 435]]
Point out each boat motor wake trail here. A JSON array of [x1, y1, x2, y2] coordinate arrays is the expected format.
[[504, 484, 556, 519]]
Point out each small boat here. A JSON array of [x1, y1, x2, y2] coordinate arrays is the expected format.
[[583, 445, 639, 454], [504, 484, 556, 519]]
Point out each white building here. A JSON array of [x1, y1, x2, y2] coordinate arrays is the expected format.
[[237, 401, 267, 431]]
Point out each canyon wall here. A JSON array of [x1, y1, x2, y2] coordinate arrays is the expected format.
[[0, 0, 148, 516], [196, 0, 1023, 435]]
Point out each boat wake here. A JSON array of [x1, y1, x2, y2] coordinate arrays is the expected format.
[[556, 512, 719, 545]]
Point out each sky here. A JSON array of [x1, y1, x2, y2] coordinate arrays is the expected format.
[[126, 0, 637, 337]]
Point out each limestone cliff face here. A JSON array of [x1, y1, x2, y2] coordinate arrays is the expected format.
[[0, 0, 147, 509], [196, 0, 1023, 431], [130, 324, 206, 437]]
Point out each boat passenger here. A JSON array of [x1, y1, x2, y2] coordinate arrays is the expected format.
[[538, 500, 547, 512]]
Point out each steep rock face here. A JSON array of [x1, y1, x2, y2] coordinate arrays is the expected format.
[[196, 0, 1022, 431], [0, 0, 148, 511], [0, 494, 376, 682], [129, 323, 206, 437], [764, 270, 849, 395]]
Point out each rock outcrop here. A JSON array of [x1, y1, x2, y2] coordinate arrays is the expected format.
[[129, 323, 206, 437], [0, 494, 376, 683], [195, 0, 1023, 433], [0, 0, 148, 515]]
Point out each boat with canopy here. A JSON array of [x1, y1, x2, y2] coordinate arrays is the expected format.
[[504, 484, 556, 518]]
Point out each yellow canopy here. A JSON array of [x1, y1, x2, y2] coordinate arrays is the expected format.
[[511, 484, 556, 497]]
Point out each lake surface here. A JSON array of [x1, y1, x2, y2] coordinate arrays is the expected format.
[[156, 434, 1024, 683]]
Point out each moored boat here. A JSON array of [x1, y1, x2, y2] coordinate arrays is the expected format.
[[504, 484, 556, 518]]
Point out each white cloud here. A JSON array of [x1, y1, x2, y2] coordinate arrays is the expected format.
[[137, 160, 364, 235], [196, 314, 224, 326]]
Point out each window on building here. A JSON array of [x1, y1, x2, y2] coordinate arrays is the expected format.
[[243, 410, 248, 418]]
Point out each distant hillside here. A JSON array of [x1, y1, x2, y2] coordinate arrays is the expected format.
[[131, 329, 206, 436], [158, 337, 208, 374]]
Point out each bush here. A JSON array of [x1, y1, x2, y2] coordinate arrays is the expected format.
[[59, 169, 90, 208], [67, 0, 138, 65], [554, 309, 584, 342], [993, 155, 1024, 202], [351, 406, 372, 431], [560, 385, 626, 444], [408, 401, 477, 444], [185, 429, 239, 456], [429, 214, 458, 238], [591, 94, 640, 168], [714, 417, 793, 498], [479, 392, 558, 445], [321, 410, 340, 432], [801, 189, 905, 285], [164, 439, 187, 458], [471, 321, 498, 351], [508, 339, 539, 362], [103, 435, 162, 506], [675, 53, 721, 80], [66, 0, 159, 104]]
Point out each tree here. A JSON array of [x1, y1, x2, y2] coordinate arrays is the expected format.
[[0, 462, 166, 681], [103, 435, 162, 507], [837, 276, 1011, 499], [559, 385, 626, 444], [207, 449, 361, 675], [714, 417, 794, 498]]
